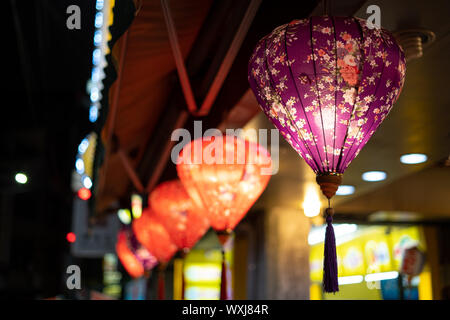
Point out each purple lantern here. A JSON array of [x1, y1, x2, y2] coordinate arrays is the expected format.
[[248, 16, 406, 292], [117, 227, 158, 278]]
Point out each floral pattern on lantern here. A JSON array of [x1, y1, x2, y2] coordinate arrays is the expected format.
[[132, 208, 178, 264], [176, 135, 272, 232], [116, 228, 158, 278], [248, 17, 406, 174], [150, 179, 210, 251]]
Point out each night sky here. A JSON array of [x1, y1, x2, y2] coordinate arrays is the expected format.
[[1, 0, 96, 298]]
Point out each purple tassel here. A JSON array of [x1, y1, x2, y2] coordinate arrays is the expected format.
[[323, 214, 339, 293]]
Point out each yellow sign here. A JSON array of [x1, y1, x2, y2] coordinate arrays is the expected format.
[[310, 225, 425, 281]]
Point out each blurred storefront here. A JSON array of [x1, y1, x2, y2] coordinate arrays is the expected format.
[[309, 224, 432, 300]]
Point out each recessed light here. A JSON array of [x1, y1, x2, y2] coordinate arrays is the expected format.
[[400, 153, 427, 164], [362, 171, 387, 182], [336, 185, 355, 196]]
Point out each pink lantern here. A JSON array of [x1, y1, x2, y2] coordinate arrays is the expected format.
[[248, 16, 406, 292]]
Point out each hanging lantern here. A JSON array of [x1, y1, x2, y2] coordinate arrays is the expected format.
[[177, 134, 272, 233], [150, 179, 210, 252], [132, 208, 178, 299], [132, 208, 178, 264], [177, 134, 272, 299], [150, 179, 210, 299], [116, 228, 158, 279], [248, 16, 406, 293]]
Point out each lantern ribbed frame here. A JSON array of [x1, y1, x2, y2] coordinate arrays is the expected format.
[[176, 135, 272, 232], [132, 208, 178, 264], [248, 16, 406, 175], [150, 179, 210, 251]]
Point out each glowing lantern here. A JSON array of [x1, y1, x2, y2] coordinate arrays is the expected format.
[[248, 16, 406, 292], [177, 135, 272, 233], [132, 208, 178, 299], [116, 228, 158, 279], [132, 208, 178, 264], [150, 179, 210, 251], [150, 179, 210, 300], [176, 134, 272, 299]]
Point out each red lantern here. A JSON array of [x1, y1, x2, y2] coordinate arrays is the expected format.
[[176, 134, 272, 299], [150, 179, 210, 300], [116, 230, 143, 278], [132, 208, 178, 264], [176, 135, 272, 233], [132, 208, 178, 300], [116, 229, 158, 279], [150, 179, 210, 251]]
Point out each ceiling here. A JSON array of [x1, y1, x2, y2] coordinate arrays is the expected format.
[[251, 0, 450, 222], [96, 0, 450, 223], [96, 0, 214, 212], [95, 0, 320, 215], [335, 0, 450, 220]]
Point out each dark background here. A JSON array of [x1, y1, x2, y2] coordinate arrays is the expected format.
[[0, 0, 96, 298]]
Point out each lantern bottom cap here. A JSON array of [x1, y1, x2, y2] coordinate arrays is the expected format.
[[316, 174, 343, 199], [216, 229, 233, 247]]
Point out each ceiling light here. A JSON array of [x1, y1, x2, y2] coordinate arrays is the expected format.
[[302, 186, 321, 218], [336, 185, 355, 196], [15, 173, 28, 184], [362, 171, 387, 182], [400, 153, 428, 164]]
